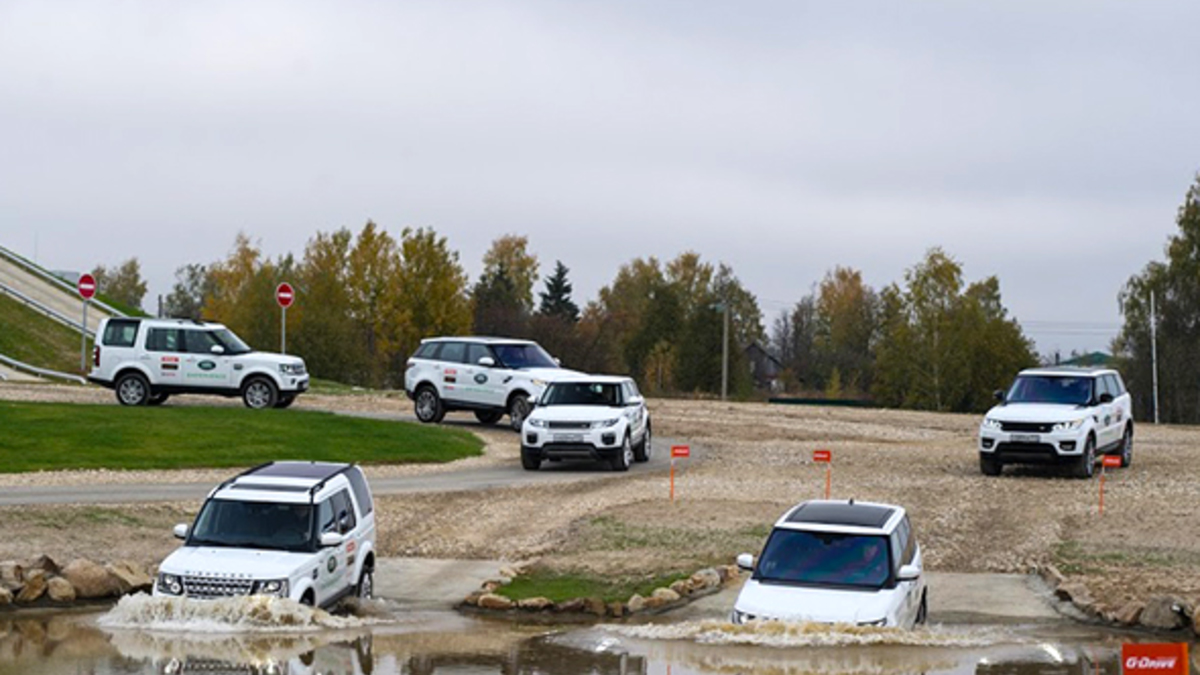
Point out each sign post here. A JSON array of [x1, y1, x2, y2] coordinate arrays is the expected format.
[[275, 283, 294, 354], [670, 445, 690, 502], [813, 449, 832, 499], [77, 273, 96, 372], [1100, 455, 1121, 515]]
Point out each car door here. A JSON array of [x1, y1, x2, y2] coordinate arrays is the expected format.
[[458, 343, 500, 407], [893, 517, 921, 626], [315, 492, 354, 601], [1094, 376, 1118, 448], [180, 330, 232, 389], [433, 341, 469, 405], [145, 327, 185, 385], [623, 381, 647, 443]]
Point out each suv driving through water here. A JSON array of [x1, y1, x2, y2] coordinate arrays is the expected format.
[[154, 462, 376, 608]]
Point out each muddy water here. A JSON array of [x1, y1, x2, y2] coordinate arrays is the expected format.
[[0, 596, 1146, 675]]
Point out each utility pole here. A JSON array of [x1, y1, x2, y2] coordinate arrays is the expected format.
[[1151, 289, 1160, 424], [721, 302, 729, 401]]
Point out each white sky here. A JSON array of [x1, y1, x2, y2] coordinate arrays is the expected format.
[[2, 0, 1197, 356]]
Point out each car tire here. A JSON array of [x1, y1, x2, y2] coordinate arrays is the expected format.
[[508, 393, 532, 431], [520, 446, 541, 471], [356, 567, 374, 600], [242, 377, 279, 409], [300, 591, 315, 607], [634, 424, 652, 462], [610, 434, 633, 472], [414, 385, 445, 424], [475, 410, 503, 425], [915, 592, 928, 626], [1074, 435, 1096, 479], [1119, 425, 1133, 468], [274, 395, 295, 409], [980, 455, 1001, 476], [115, 372, 151, 406], [147, 392, 170, 406]]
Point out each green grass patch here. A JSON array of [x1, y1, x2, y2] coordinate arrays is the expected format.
[[0, 293, 88, 374], [1052, 540, 1188, 573], [496, 569, 692, 604], [0, 401, 483, 472]]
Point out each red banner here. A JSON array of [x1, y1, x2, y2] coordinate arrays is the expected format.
[[813, 450, 831, 463], [1122, 643, 1188, 675], [671, 445, 690, 458]]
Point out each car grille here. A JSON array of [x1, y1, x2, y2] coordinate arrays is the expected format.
[[293, 363, 306, 375], [178, 659, 261, 675], [548, 421, 591, 430], [1000, 421, 1053, 433], [182, 575, 254, 599]]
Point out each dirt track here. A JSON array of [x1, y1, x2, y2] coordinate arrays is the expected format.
[[2, 385, 1198, 618]]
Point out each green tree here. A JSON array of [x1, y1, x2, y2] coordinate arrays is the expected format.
[[292, 228, 367, 383], [538, 260, 580, 323], [474, 235, 540, 336], [163, 264, 212, 320], [346, 222, 405, 387], [91, 258, 148, 311], [204, 233, 283, 350], [481, 234, 540, 312], [396, 226, 473, 360], [813, 267, 878, 396]]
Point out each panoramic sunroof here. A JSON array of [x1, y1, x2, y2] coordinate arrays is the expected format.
[[786, 502, 895, 528]]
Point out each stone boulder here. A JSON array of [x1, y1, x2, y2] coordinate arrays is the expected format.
[[690, 569, 721, 591], [651, 588, 681, 604], [16, 571, 47, 603], [554, 598, 586, 614], [584, 597, 607, 617], [0, 562, 22, 592], [1055, 581, 1095, 613], [25, 555, 60, 576], [517, 597, 554, 611], [669, 580, 692, 597], [0, 587, 11, 606], [61, 559, 121, 599], [607, 601, 626, 618], [1193, 606, 1200, 638], [1140, 596, 1188, 631], [627, 594, 646, 613], [106, 561, 152, 594], [47, 577, 76, 603], [477, 594, 514, 611], [1115, 601, 1144, 626]]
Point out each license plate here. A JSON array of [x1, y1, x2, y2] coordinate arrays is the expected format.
[[1011, 434, 1039, 443], [554, 433, 584, 443]]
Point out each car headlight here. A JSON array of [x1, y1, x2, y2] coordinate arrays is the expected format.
[[981, 418, 1002, 430], [1051, 419, 1085, 432], [157, 573, 183, 596], [279, 363, 303, 374], [531, 379, 547, 388], [591, 418, 620, 429], [731, 609, 755, 625], [528, 418, 549, 428], [252, 578, 289, 597]]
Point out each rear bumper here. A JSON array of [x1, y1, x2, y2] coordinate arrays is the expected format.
[[87, 375, 113, 390]]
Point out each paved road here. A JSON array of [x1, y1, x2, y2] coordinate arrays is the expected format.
[[0, 254, 117, 334], [0, 424, 696, 506]]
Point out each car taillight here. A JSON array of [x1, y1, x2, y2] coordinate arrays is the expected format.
[[92, 346, 100, 367]]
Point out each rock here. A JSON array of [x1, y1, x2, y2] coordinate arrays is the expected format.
[[690, 569, 722, 591], [61, 559, 120, 599], [0, 587, 11, 606], [1054, 581, 1094, 608], [462, 592, 483, 606], [1115, 601, 1144, 626], [498, 566, 520, 579], [46, 577, 76, 603], [25, 555, 60, 576], [1140, 595, 1187, 631], [651, 588, 681, 604], [718, 565, 740, 582], [627, 594, 646, 613], [1193, 606, 1200, 638], [0, 562, 22, 591], [476, 593, 514, 611], [669, 580, 692, 597], [643, 595, 667, 610], [607, 601, 625, 618], [517, 597, 554, 611], [16, 572, 47, 603], [1042, 564, 1066, 588], [584, 597, 607, 617], [106, 561, 152, 594], [481, 580, 502, 593], [554, 598, 587, 614]]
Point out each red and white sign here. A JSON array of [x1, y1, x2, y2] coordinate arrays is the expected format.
[[813, 450, 832, 463], [1103, 455, 1122, 469], [671, 445, 690, 459], [77, 273, 96, 300], [275, 282, 295, 308], [1122, 643, 1188, 675]]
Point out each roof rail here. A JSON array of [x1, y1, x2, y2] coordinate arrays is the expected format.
[[309, 463, 354, 499], [215, 462, 277, 492]]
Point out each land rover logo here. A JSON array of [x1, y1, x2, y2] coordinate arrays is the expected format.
[[198, 360, 217, 371], [327, 557, 337, 573], [474, 373, 488, 384]]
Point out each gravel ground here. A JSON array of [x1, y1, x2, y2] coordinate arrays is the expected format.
[[2, 384, 1197, 617]]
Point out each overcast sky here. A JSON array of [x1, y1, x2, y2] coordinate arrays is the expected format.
[[2, 1, 1197, 356]]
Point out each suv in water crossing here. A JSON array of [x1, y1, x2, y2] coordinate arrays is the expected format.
[[979, 366, 1134, 478], [404, 336, 581, 430], [89, 317, 309, 409], [154, 461, 377, 608]]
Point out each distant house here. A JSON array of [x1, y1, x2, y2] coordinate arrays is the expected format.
[[744, 342, 785, 392]]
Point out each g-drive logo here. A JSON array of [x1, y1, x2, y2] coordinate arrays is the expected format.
[[1126, 656, 1177, 670], [1121, 644, 1187, 675]]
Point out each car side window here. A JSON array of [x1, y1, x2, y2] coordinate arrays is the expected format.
[[1097, 376, 1115, 400], [1111, 373, 1127, 395], [902, 517, 916, 565], [346, 467, 374, 516], [102, 320, 140, 347], [1104, 375, 1122, 397], [439, 341, 466, 364], [184, 330, 221, 354], [415, 342, 439, 359], [466, 343, 492, 366], [317, 498, 336, 534], [146, 328, 182, 353], [333, 490, 356, 533]]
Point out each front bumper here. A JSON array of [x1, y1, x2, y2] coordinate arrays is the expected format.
[[281, 374, 310, 393], [979, 428, 1085, 463], [522, 427, 624, 461]]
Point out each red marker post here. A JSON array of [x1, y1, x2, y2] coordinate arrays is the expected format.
[[77, 273, 96, 372], [813, 449, 832, 499], [670, 445, 690, 502], [275, 282, 295, 354], [1100, 455, 1121, 515]]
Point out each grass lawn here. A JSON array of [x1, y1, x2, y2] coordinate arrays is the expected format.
[[496, 568, 691, 604], [0, 401, 483, 472], [0, 293, 88, 374]]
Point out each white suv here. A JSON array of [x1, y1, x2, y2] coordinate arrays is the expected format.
[[979, 366, 1134, 478], [404, 337, 581, 430], [154, 461, 377, 608], [732, 499, 927, 628], [520, 376, 652, 471], [89, 317, 309, 409]]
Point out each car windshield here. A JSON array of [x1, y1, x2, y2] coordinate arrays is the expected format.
[[213, 328, 253, 355], [492, 343, 557, 369], [1006, 375, 1093, 406], [755, 529, 891, 589], [540, 382, 621, 407], [188, 499, 314, 553]]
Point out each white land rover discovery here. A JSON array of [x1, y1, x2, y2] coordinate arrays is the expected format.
[[89, 317, 309, 409], [154, 461, 377, 608], [404, 336, 581, 430], [979, 366, 1134, 478]]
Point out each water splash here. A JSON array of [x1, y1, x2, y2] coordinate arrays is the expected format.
[[604, 620, 1016, 648], [97, 594, 391, 633]]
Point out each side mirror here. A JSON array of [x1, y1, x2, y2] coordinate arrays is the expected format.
[[173, 523, 189, 540], [993, 389, 1006, 402], [478, 356, 495, 367], [553, 357, 562, 366], [1098, 392, 1114, 404], [210, 344, 225, 355], [898, 564, 921, 582], [736, 553, 755, 571], [320, 532, 345, 548]]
